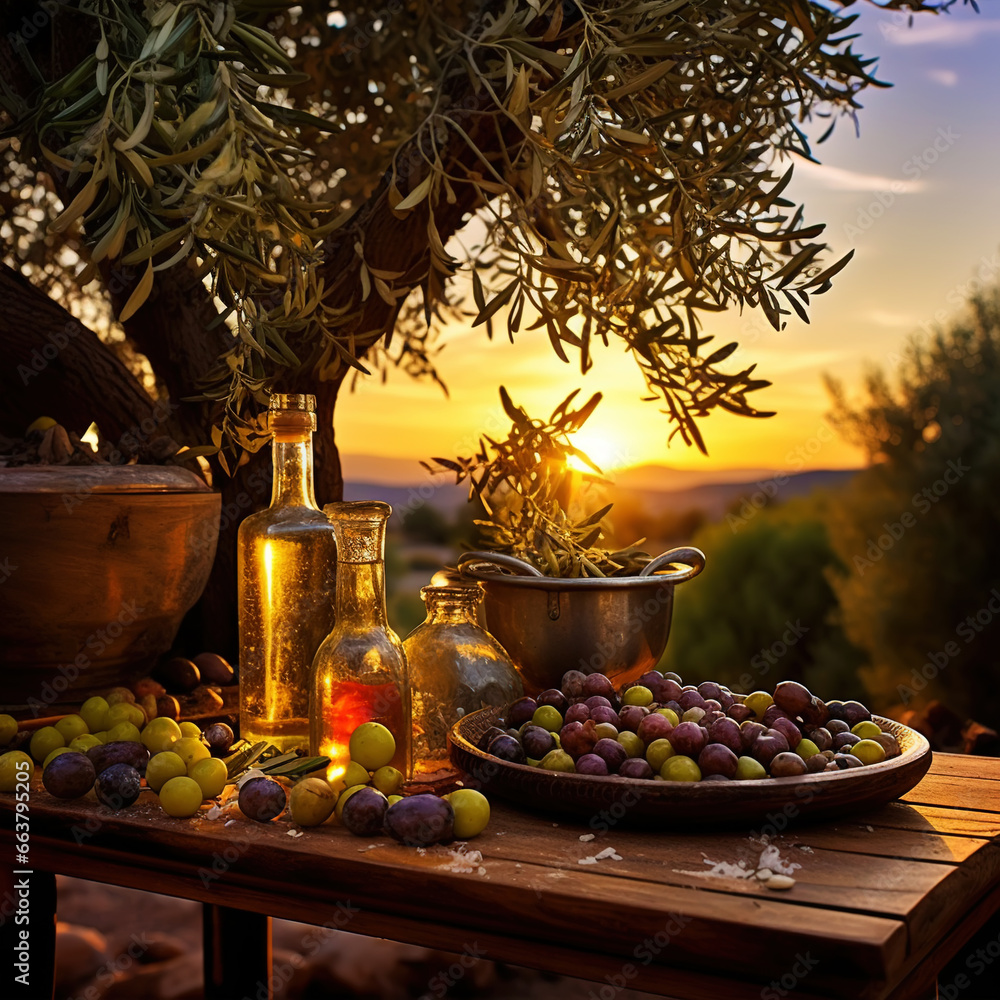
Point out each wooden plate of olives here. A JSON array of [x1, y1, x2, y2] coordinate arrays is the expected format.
[[448, 674, 932, 827]]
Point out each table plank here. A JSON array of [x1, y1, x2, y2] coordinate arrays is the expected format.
[[781, 825, 989, 864], [928, 755, 1000, 782], [901, 775, 1000, 813], [850, 801, 1000, 840]]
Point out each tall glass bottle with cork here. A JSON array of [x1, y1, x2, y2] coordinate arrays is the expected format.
[[309, 501, 410, 777], [238, 394, 336, 751]]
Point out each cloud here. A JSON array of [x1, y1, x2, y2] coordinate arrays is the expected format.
[[927, 68, 959, 87], [793, 159, 925, 194], [867, 310, 916, 329], [879, 17, 1000, 47]]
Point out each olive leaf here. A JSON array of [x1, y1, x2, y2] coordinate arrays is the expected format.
[[428, 388, 649, 578]]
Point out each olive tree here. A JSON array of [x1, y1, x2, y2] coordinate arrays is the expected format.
[[0, 0, 970, 647]]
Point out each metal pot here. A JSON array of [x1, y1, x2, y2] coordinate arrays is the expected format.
[[457, 547, 705, 694]]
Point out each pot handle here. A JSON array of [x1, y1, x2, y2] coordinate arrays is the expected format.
[[457, 551, 545, 578], [638, 546, 706, 583]]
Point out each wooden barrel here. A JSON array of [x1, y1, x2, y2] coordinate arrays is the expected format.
[[0, 465, 220, 710]]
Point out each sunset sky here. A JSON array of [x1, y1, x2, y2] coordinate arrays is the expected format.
[[338, 3, 1000, 482]]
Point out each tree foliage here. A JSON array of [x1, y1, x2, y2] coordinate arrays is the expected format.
[[824, 285, 1000, 721], [659, 493, 867, 699], [1, 0, 975, 466]]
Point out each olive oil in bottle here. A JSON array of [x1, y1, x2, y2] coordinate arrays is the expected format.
[[238, 394, 336, 751]]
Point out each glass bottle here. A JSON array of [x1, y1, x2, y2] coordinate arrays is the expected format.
[[405, 584, 523, 779], [238, 394, 336, 752], [309, 501, 410, 777]]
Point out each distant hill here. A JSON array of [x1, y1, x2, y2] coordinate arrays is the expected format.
[[612, 464, 774, 493], [342, 458, 859, 523], [625, 468, 858, 520]]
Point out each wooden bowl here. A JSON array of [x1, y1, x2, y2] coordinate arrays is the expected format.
[[449, 707, 932, 827], [0, 465, 220, 708]]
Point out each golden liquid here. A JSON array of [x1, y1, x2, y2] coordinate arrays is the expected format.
[[239, 511, 336, 752]]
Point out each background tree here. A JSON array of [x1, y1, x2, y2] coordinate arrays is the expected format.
[[659, 493, 867, 699], [825, 285, 1000, 723], [0, 0, 971, 652]]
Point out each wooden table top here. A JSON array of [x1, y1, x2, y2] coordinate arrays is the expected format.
[[2, 753, 999, 1000]]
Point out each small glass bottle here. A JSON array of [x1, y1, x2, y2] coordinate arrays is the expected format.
[[309, 501, 410, 777], [405, 584, 523, 779], [238, 394, 336, 751]]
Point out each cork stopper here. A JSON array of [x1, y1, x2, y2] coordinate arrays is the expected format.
[[268, 393, 317, 437]]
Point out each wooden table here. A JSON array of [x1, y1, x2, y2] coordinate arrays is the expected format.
[[2, 753, 999, 1000]]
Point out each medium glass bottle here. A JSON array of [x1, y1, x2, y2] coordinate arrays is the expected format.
[[309, 501, 411, 777], [405, 584, 523, 779], [238, 394, 336, 752]]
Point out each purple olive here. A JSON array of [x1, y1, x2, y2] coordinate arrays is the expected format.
[[769, 716, 803, 749], [698, 681, 723, 702], [762, 705, 795, 726], [204, 723, 234, 756], [618, 705, 649, 732], [751, 729, 789, 768], [576, 753, 609, 776], [507, 697, 538, 728], [590, 706, 621, 728], [841, 701, 872, 727], [773, 680, 812, 717], [667, 722, 707, 758], [88, 741, 150, 776], [658, 679, 683, 703], [384, 794, 454, 846], [699, 743, 738, 779], [564, 703, 591, 725], [340, 787, 389, 836], [238, 776, 287, 822], [619, 758, 655, 780], [537, 688, 569, 714], [592, 738, 628, 773], [740, 720, 767, 750], [707, 717, 742, 755], [43, 752, 95, 799], [95, 763, 141, 810], [583, 674, 615, 700], [834, 753, 864, 769], [560, 670, 588, 699], [833, 732, 861, 751], [477, 726, 506, 752], [808, 727, 833, 752], [727, 704, 753, 724], [637, 713, 674, 746], [678, 689, 706, 711], [487, 735, 527, 764], [769, 752, 808, 778], [521, 726, 555, 760]]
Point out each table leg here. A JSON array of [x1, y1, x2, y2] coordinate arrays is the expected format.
[[202, 903, 272, 1000]]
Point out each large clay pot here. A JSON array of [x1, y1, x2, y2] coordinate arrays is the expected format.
[[0, 465, 220, 710]]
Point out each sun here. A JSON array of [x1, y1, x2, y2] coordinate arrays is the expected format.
[[566, 431, 630, 473]]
